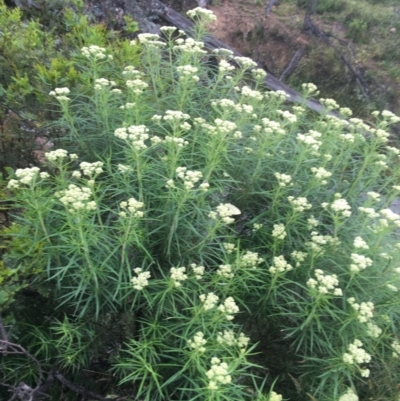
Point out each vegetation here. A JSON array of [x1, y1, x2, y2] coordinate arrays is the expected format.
[[1, 2, 400, 401], [226, 0, 400, 119]]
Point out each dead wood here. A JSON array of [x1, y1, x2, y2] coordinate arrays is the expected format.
[[279, 47, 306, 82], [303, 6, 370, 101], [266, 0, 278, 17]]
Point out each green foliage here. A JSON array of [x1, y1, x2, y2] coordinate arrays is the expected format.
[[346, 18, 369, 43], [2, 5, 400, 401], [0, 0, 139, 171]]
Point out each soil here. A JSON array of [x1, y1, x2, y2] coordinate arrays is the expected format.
[[170, 0, 311, 78]]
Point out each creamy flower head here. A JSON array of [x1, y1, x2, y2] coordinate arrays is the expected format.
[[206, 358, 231, 390], [208, 203, 241, 224], [131, 268, 151, 290], [187, 7, 217, 23]]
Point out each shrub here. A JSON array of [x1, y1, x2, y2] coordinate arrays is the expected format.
[[2, 6, 400, 401]]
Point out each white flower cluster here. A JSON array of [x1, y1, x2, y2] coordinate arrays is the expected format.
[[200, 292, 219, 310], [252, 223, 263, 232], [272, 223, 286, 240], [338, 388, 359, 401], [160, 26, 183, 35], [330, 196, 352, 218], [340, 133, 355, 143], [187, 332, 207, 353], [208, 203, 241, 224], [307, 269, 342, 296], [56, 184, 96, 213], [94, 78, 116, 90], [358, 207, 379, 218], [211, 99, 253, 117], [174, 37, 206, 55], [307, 216, 319, 229], [261, 118, 286, 135], [347, 298, 374, 323], [119, 198, 144, 218], [114, 125, 149, 150], [291, 251, 307, 267], [339, 107, 353, 117], [367, 191, 381, 202], [206, 357, 231, 391], [265, 90, 290, 102], [131, 268, 151, 290], [81, 45, 107, 59], [277, 110, 297, 123], [170, 266, 188, 287], [239, 251, 263, 269], [218, 297, 239, 320], [349, 118, 370, 132], [176, 65, 199, 82], [392, 339, 400, 358], [240, 86, 263, 100], [353, 236, 369, 250], [234, 56, 257, 69], [218, 59, 235, 75], [7, 167, 41, 189], [288, 196, 312, 212], [342, 339, 371, 369], [122, 65, 142, 76], [372, 110, 400, 124], [213, 48, 234, 58], [191, 263, 205, 280], [301, 83, 319, 96], [159, 110, 191, 123], [269, 392, 283, 401], [45, 148, 70, 162], [214, 118, 237, 134], [164, 136, 189, 148], [80, 161, 104, 179], [274, 172, 292, 187], [297, 130, 322, 153], [252, 68, 267, 80], [135, 33, 166, 48], [306, 231, 337, 254], [126, 78, 148, 94], [366, 322, 382, 338], [320, 98, 340, 110], [176, 167, 203, 190], [217, 330, 250, 349], [187, 7, 217, 23], [118, 164, 132, 173], [119, 102, 136, 110], [223, 243, 236, 254], [311, 166, 332, 185], [349, 253, 372, 273], [379, 208, 400, 228], [269, 255, 293, 274], [217, 264, 234, 279], [49, 87, 70, 102]]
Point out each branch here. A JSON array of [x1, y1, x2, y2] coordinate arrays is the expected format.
[[303, 5, 369, 100], [279, 48, 306, 82], [266, 0, 278, 17]]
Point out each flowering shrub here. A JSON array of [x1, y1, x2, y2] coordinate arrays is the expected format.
[[3, 6, 400, 401]]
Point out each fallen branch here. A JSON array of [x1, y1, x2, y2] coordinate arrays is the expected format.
[[0, 316, 126, 401], [266, 0, 278, 17], [303, 7, 369, 100], [279, 47, 306, 82]]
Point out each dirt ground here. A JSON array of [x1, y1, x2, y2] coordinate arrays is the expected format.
[[167, 0, 313, 79]]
